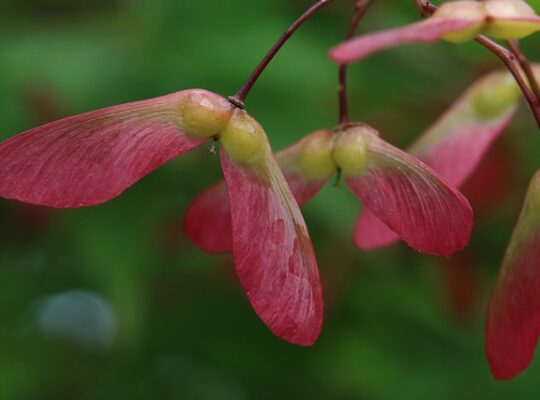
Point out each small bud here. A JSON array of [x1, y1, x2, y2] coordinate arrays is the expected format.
[[332, 124, 374, 177], [179, 90, 233, 138], [483, 0, 540, 39], [434, 1, 487, 43], [470, 72, 520, 118], [220, 109, 267, 166], [297, 130, 336, 180]]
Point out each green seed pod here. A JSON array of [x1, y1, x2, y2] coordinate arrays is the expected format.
[[435, 1, 487, 43], [297, 130, 337, 180], [483, 0, 540, 39], [220, 109, 267, 166], [332, 124, 373, 177], [179, 90, 233, 138], [470, 72, 520, 119]]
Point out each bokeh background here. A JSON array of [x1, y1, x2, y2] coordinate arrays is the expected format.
[[1, 0, 540, 398]]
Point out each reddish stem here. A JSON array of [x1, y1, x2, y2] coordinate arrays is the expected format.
[[338, 0, 373, 125], [231, 0, 335, 107], [506, 40, 540, 104], [475, 37, 540, 129]]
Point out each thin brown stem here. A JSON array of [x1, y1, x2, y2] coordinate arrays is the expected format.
[[506, 40, 540, 103], [338, 0, 373, 125], [231, 0, 336, 107], [413, 0, 540, 129], [475, 36, 540, 128]]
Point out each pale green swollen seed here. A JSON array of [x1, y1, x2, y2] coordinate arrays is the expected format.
[[471, 73, 520, 118], [220, 109, 267, 166], [483, 0, 540, 39], [484, 21, 540, 40], [332, 125, 373, 177], [435, 1, 487, 43], [180, 91, 233, 138], [297, 131, 337, 180]]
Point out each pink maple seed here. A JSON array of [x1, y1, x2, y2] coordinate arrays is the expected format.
[[354, 70, 519, 250], [330, 17, 480, 64], [0, 89, 234, 208], [330, 0, 540, 64], [486, 170, 540, 380], [334, 124, 473, 256], [218, 109, 324, 345], [0, 85, 325, 344], [183, 130, 335, 254]]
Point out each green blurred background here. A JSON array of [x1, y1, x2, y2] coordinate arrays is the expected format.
[[1, 0, 540, 398]]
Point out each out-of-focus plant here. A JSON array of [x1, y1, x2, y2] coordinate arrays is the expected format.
[[1, 0, 540, 383]]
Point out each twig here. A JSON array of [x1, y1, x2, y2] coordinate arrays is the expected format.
[[506, 40, 540, 104], [338, 0, 373, 125], [232, 0, 336, 107], [476, 36, 540, 128]]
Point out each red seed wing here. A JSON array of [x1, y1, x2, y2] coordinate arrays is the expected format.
[[486, 171, 540, 380], [183, 181, 232, 254], [330, 18, 478, 63], [353, 208, 400, 250], [0, 90, 210, 208], [220, 149, 323, 345], [345, 130, 473, 256]]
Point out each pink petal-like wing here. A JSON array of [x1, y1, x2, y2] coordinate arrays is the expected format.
[[183, 181, 233, 254], [0, 90, 218, 208], [355, 71, 517, 250], [353, 208, 400, 250], [220, 134, 323, 345], [343, 127, 473, 256], [486, 171, 540, 380], [408, 72, 517, 186], [184, 131, 333, 254], [330, 18, 478, 63]]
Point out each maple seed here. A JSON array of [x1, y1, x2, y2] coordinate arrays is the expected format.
[[332, 125, 372, 176], [486, 170, 540, 380], [219, 109, 266, 166], [297, 130, 336, 180], [483, 0, 540, 39], [434, 1, 486, 43], [354, 69, 519, 251], [180, 90, 233, 137]]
